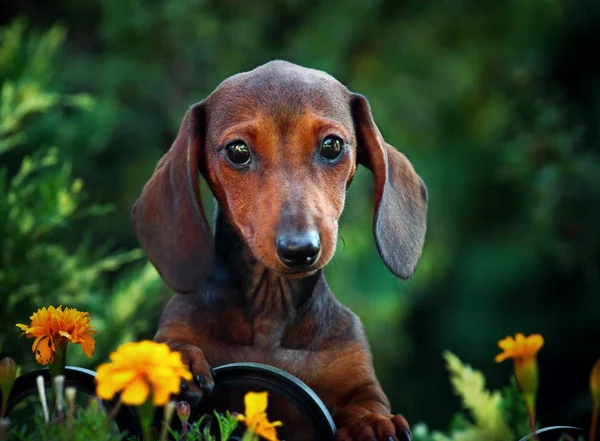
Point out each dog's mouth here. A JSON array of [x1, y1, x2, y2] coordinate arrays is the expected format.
[[273, 261, 322, 278], [249, 245, 323, 278]]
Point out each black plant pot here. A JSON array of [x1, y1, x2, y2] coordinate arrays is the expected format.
[[517, 425, 584, 441], [205, 362, 336, 440], [4, 363, 337, 441], [5, 366, 142, 438]]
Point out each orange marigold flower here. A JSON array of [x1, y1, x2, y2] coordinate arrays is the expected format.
[[495, 333, 544, 363], [236, 391, 282, 441], [95, 341, 192, 406], [16, 306, 97, 365]]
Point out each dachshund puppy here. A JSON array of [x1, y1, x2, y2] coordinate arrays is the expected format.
[[132, 60, 427, 441]]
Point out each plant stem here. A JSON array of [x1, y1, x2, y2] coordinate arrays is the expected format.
[[241, 430, 258, 441], [50, 342, 67, 382], [524, 393, 538, 441], [136, 397, 154, 441], [590, 401, 599, 441], [0, 393, 7, 419], [106, 399, 123, 424]]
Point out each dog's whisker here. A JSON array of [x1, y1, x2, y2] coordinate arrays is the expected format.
[[337, 234, 347, 254]]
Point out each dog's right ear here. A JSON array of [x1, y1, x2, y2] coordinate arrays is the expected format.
[[131, 103, 213, 294]]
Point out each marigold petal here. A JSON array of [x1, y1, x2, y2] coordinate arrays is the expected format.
[[98, 368, 138, 393], [245, 391, 268, 418], [495, 353, 509, 363], [121, 377, 150, 406], [31, 326, 48, 336], [35, 338, 54, 365], [59, 331, 74, 343], [19, 325, 47, 338], [526, 334, 544, 353], [497, 336, 515, 350], [96, 377, 121, 400], [80, 333, 96, 358], [253, 417, 282, 441], [31, 335, 45, 353], [151, 382, 173, 406]]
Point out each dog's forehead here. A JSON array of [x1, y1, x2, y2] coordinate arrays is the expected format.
[[204, 61, 352, 131]]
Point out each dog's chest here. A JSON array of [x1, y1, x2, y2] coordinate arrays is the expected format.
[[252, 315, 286, 347]]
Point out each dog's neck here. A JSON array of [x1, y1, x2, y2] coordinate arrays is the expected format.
[[212, 207, 326, 318]]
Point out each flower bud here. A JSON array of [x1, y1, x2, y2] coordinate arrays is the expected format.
[[54, 375, 65, 412], [65, 387, 77, 429], [164, 400, 176, 424], [0, 417, 11, 439], [160, 401, 177, 441], [176, 401, 191, 423], [65, 387, 77, 410], [514, 357, 539, 396], [36, 375, 49, 423], [0, 358, 16, 396]]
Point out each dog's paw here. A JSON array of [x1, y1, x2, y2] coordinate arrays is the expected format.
[[336, 414, 411, 441], [169, 342, 214, 405]]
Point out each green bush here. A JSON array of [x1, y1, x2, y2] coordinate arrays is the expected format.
[[0, 21, 163, 371]]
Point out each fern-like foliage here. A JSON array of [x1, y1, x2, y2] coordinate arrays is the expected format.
[[499, 376, 532, 438], [214, 410, 238, 441], [431, 351, 514, 441]]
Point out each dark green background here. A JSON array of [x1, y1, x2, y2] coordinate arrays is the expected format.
[[2, 0, 599, 434]]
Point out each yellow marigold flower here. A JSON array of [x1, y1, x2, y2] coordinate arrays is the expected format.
[[16, 306, 97, 365], [236, 391, 282, 441], [95, 341, 192, 406], [495, 333, 543, 396], [495, 333, 544, 364], [495, 333, 544, 436]]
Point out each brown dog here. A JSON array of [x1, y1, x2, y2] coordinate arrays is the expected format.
[[132, 61, 427, 441]]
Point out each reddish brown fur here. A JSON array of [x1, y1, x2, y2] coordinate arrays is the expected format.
[[132, 60, 428, 441]]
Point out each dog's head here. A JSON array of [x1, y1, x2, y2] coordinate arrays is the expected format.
[[132, 61, 427, 293]]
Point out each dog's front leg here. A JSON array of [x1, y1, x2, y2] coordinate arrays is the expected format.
[[316, 342, 411, 441], [155, 323, 215, 402], [334, 388, 411, 441]]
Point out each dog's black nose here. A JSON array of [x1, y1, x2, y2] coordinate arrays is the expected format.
[[276, 230, 320, 267]]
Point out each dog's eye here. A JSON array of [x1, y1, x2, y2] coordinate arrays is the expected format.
[[226, 142, 251, 165], [320, 136, 343, 160]]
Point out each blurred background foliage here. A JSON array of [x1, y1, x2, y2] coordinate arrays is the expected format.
[[1, 0, 599, 435]]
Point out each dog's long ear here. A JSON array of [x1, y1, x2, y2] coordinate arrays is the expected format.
[[131, 103, 213, 293], [351, 93, 428, 280]]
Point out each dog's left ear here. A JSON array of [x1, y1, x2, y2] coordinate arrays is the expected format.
[[351, 93, 428, 280]]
